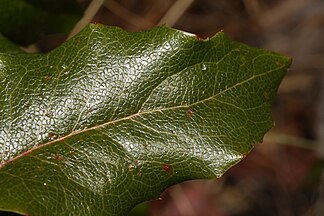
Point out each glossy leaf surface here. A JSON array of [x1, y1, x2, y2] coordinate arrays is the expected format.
[[0, 24, 291, 215]]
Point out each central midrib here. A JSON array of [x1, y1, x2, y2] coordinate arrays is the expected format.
[[0, 63, 282, 169]]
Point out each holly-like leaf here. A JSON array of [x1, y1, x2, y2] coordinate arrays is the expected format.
[[0, 0, 81, 45], [0, 24, 291, 215]]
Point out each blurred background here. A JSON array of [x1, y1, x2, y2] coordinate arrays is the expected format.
[[22, 0, 324, 215]]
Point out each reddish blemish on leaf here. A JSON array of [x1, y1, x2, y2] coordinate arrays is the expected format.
[[134, 160, 139, 166], [162, 163, 172, 174], [186, 108, 193, 118], [54, 154, 65, 162]]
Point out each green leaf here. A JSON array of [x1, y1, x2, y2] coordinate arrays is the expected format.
[[0, 34, 25, 54], [0, 0, 82, 45], [0, 24, 291, 215]]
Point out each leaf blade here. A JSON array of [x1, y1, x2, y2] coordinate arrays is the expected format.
[[0, 24, 291, 215]]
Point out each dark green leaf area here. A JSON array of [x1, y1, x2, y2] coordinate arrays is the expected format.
[[0, 0, 81, 45], [0, 24, 291, 215], [0, 34, 25, 54]]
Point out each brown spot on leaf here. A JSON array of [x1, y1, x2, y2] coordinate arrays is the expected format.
[[134, 160, 139, 166], [162, 163, 172, 174], [54, 154, 65, 162], [44, 76, 51, 81], [48, 132, 57, 140], [186, 108, 193, 118], [127, 163, 132, 172], [45, 110, 52, 118]]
